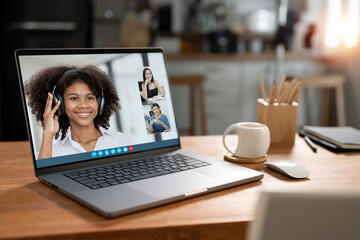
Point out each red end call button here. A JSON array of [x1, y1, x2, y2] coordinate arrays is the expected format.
[[129, 146, 134, 151]]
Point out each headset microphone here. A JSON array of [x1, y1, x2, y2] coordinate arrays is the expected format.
[[52, 86, 65, 116]]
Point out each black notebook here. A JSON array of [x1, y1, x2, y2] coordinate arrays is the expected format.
[[304, 126, 360, 151]]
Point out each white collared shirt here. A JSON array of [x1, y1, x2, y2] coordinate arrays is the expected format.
[[52, 127, 133, 157]]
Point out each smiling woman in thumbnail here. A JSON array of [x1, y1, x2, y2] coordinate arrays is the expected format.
[[25, 65, 132, 159], [149, 103, 170, 133], [140, 67, 164, 101]]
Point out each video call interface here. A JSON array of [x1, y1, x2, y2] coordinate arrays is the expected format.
[[18, 51, 179, 169]]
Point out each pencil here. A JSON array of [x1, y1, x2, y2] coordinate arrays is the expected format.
[[286, 82, 298, 103], [285, 78, 298, 102], [276, 74, 287, 102], [292, 86, 301, 101], [287, 84, 301, 103], [277, 81, 289, 103], [268, 81, 277, 104], [259, 76, 267, 101]]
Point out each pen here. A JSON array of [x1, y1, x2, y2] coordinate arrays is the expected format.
[[304, 135, 317, 153]]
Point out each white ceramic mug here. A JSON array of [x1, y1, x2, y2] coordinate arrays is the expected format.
[[223, 122, 270, 159]]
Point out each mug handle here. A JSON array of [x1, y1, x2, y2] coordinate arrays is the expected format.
[[222, 123, 238, 155]]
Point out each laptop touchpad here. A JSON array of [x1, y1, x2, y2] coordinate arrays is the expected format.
[[129, 171, 221, 199]]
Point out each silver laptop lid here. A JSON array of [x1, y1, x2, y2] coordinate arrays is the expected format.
[[15, 48, 180, 173]]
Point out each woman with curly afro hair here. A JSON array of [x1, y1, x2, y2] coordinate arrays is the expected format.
[[25, 65, 133, 159]]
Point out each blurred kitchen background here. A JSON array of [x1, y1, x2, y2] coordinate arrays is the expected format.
[[1, 0, 359, 140]]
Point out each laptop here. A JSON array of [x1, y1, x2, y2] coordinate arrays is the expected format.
[[15, 48, 263, 218]]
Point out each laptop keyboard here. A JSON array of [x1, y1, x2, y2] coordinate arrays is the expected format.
[[64, 153, 211, 190]]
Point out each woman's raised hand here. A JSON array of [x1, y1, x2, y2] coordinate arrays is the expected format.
[[43, 92, 61, 136], [38, 93, 60, 159]]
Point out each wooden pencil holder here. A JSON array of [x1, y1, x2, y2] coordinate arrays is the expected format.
[[256, 98, 298, 144]]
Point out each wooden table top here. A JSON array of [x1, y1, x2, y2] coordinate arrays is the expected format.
[[1, 135, 359, 240]]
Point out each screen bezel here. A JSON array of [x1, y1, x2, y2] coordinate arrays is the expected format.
[[15, 47, 181, 175]]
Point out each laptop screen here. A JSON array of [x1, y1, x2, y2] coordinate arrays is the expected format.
[[15, 48, 180, 169]]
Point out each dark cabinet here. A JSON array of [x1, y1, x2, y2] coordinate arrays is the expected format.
[[0, 0, 92, 140]]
